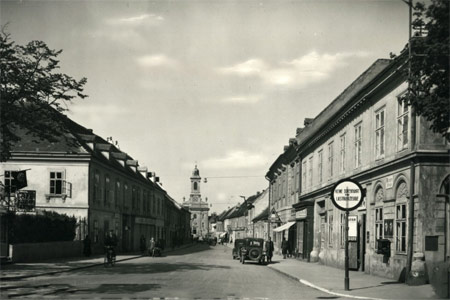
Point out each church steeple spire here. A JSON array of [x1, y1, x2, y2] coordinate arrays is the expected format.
[[191, 165, 201, 198]]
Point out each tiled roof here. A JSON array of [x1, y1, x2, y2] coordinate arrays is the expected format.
[[252, 207, 269, 222], [9, 108, 164, 191]]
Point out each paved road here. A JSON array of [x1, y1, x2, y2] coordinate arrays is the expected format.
[[1, 244, 332, 299]]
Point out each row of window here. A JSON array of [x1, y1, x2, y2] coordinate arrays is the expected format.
[[272, 162, 301, 209], [4, 170, 69, 196], [93, 170, 163, 216], [302, 100, 409, 190], [324, 202, 406, 254]]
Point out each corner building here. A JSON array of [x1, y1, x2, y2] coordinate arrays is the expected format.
[[293, 53, 449, 294]]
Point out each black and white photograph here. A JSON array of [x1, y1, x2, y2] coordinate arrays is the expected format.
[[0, 0, 449, 299]]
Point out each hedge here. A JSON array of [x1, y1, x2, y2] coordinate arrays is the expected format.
[[8, 211, 77, 243]]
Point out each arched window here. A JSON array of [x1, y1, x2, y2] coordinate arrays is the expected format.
[[374, 186, 384, 241], [194, 182, 198, 191], [395, 181, 408, 253], [440, 175, 450, 195]]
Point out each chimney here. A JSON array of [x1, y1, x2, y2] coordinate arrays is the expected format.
[[126, 160, 138, 172], [284, 145, 289, 151], [304, 118, 314, 127], [111, 152, 127, 167], [289, 138, 298, 147]]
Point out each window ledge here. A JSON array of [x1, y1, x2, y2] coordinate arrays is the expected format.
[[45, 194, 68, 201]]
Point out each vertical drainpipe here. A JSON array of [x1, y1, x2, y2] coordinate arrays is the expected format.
[[406, 0, 416, 283], [265, 175, 271, 240]]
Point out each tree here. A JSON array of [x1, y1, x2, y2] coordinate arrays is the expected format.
[[402, 0, 449, 137], [0, 27, 87, 162]]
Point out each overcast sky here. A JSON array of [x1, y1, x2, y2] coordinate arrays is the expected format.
[[2, 0, 411, 214]]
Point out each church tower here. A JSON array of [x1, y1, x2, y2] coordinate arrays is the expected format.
[[190, 165, 201, 202], [182, 165, 210, 239]]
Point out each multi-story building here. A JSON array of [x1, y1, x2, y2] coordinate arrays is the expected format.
[[247, 189, 269, 239], [182, 166, 209, 239], [0, 113, 190, 255], [266, 140, 301, 255], [291, 52, 448, 294]]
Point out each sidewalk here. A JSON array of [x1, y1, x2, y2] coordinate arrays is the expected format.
[[267, 253, 438, 300], [0, 243, 194, 281]]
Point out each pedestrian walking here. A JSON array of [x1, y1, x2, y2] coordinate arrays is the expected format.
[[265, 237, 274, 263], [83, 234, 91, 257], [149, 237, 156, 257], [281, 237, 288, 259]]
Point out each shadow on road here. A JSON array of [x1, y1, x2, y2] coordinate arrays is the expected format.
[[71, 261, 231, 276], [156, 243, 212, 257], [75, 283, 162, 294]]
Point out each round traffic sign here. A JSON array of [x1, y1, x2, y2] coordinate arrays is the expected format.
[[330, 178, 365, 211]]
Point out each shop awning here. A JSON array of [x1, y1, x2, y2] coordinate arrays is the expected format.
[[273, 221, 296, 232]]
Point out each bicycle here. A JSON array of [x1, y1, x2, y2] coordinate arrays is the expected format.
[[104, 246, 116, 267]]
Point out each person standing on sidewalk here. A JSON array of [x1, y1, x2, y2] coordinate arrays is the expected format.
[[140, 235, 146, 253], [281, 237, 288, 259], [265, 237, 274, 263], [149, 237, 156, 257], [83, 234, 91, 257]]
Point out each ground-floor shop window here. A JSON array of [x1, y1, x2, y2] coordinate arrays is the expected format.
[[94, 220, 99, 243], [396, 203, 407, 253], [375, 207, 383, 241], [328, 213, 333, 247]]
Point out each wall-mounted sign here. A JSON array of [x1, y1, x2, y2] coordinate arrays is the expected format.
[[384, 219, 393, 238], [135, 217, 154, 225], [348, 215, 358, 240], [15, 190, 36, 212], [330, 179, 365, 211], [295, 209, 307, 220], [386, 176, 394, 189]]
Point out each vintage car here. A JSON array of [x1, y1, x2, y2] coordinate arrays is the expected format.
[[240, 238, 266, 265], [232, 239, 246, 259]]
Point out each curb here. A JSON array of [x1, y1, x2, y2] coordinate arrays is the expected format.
[[267, 265, 386, 300], [1, 243, 196, 281]]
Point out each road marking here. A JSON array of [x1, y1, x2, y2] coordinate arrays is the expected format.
[[298, 279, 386, 300]]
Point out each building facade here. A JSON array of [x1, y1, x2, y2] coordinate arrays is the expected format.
[[291, 53, 449, 295], [182, 166, 210, 239], [266, 141, 301, 255], [0, 114, 190, 255]]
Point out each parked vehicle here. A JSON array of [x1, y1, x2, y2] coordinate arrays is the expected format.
[[240, 238, 266, 265], [232, 238, 246, 260]]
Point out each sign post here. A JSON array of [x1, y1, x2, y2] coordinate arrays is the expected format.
[[330, 178, 365, 291]]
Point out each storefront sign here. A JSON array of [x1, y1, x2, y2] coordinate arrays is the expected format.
[[331, 179, 365, 211], [295, 209, 307, 220], [348, 215, 358, 240], [135, 217, 154, 225]]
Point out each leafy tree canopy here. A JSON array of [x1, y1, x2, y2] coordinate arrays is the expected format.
[[0, 27, 88, 161], [403, 0, 449, 137]]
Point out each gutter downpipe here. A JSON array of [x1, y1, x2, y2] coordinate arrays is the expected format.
[[406, 0, 416, 284], [265, 175, 271, 241]]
